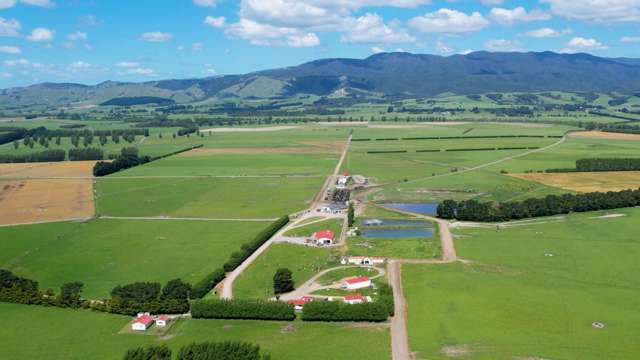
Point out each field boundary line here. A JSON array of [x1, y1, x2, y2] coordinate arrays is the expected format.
[[0, 217, 93, 228], [97, 216, 277, 222]]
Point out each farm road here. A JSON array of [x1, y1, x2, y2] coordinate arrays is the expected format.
[[98, 216, 277, 222]]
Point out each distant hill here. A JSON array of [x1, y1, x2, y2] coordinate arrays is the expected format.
[[2, 51, 640, 108]]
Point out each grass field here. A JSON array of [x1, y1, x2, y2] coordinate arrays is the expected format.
[[233, 244, 339, 299], [284, 218, 344, 237], [403, 208, 640, 359], [0, 219, 269, 298], [0, 303, 391, 360], [95, 176, 322, 219]]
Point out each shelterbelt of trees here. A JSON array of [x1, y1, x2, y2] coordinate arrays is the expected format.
[[437, 188, 640, 222], [124, 342, 271, 360], [546, 158, 640, 173]]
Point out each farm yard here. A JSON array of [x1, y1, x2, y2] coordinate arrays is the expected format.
[[0, 119, 639, 360]]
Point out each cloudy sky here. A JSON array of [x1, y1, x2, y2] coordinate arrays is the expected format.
[[1, 0, 640, 87]]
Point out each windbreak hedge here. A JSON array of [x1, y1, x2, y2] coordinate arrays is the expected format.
[[301, 300, 389, 322], [0, 149, 65, 163], [223, 215, 289, 272], [191, 299, 295, 321], [190, 268, 226, 299]]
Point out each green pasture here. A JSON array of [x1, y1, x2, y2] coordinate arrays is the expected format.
[[316, 266, 380, 286], [233, 244, 339, 299], [0, 219, 268, 298], [0, 303, 390, 360], [347, 232, 439, 260], [96, 176, 322, 219], [112, 153, 338, 177], [403, 208, 640, 360]]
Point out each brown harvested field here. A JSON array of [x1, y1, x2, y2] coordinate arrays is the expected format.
[[0, 161, 96, 225], [0, 161, 96, 179], [0, 179, 94, 225], [509, 171, 640, 193], [570, 131, 640, 141], [179, 141, 344, 156]]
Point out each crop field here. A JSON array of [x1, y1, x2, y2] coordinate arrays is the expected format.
[[403, 208, 640, 360], [0, 219, 269, 298], [95, 176, 323, 219], [0, 303, 390, 360], [233, 244, 339, 299], [0, 161, 96, 225], [510, 171, 640, 193]]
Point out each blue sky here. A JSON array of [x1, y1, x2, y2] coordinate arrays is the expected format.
[[1, 0, 640, 87]]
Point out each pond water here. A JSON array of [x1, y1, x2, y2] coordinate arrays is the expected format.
[[361, 219, 433, 227], [385, 203, 439, 215], [361, 228, 434, 239]]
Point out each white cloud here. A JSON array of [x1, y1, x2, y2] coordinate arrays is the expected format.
[[68, 60, 90, 71], [409, 9, 489, 34], [125, 67, 154, 75], [620, 36, 640, 43], [192, 42, 203, 51], [0, 17, 21, 37], [67, 31, 87, 41], [116, 61, 140, 68], [489, 7, 551, 25], [139, 31, 172, 42], [0, 45, 21, 54], [523, 27, 571, 38], [21, 0, 54, 7], [202, 65, 217, 75], [460, 49, 474, 55], [0, 0, 16, 9], [226, 18, 320, 47], [341, 13, 414, 44], [3, 58, 29, 66], [436, 40, 453, 54], [481, 0, 504, 5], [485, 39, 524, 52], [0, 71, 12, 78], [371, 46, 385, 54], [542, 0, 640, 22], [204, 16, 226, 28], [194, 0, 217, 7], [560, 37, 608, 53], [27, 27, 54, 42]]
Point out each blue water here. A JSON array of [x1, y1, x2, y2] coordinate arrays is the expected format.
[[361, 219, 432, 227], [385, 203, 439, 215], [361, 228, 433, 239]]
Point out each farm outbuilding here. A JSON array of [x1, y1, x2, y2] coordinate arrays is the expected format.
[[343, 276, 372, 290], [343, 294, 369, 305], [313, 230, 335, 245], [131, 315, 154, 331], [156, 315, 170, 327]]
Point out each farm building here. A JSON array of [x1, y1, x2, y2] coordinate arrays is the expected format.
[[341, 256, 386, 266], [287, 296, 314, 311], [343, 276, 372, 290], [156, 315, 170, 327], [344, 294, 370, 305], [313, 230, 335, 245], [131, 314, 154, 331]]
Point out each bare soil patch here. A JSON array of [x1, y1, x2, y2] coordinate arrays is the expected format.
[[0, 161, 96, 179], [0, 178, 94, 225], [509, 171, 640, 193], [199, 126, 298, 133], [441, 345, 472, 358], [570, 131, 640, 141]]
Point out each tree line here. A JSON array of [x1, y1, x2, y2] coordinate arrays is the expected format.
[[0, 269, 84, 309], [0, 149, 65, 163], [191, 299, 296, 321], [93, 147, 151, 176], [301, 300, 389, 322], [95, 279, 191, 315], [437, 188, 640, 222], [124, 341, 270, 360], [546, 158, 640, 173], [190, 215, 289, 299]]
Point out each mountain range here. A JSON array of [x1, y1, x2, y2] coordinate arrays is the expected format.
[[2, 51, 640, 108]]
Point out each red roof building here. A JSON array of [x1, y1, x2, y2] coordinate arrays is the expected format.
[[131, 315, 154, 331], [344, 276, 372, 290], [344, 294, 367, 304], [313, 230, 335, 245]]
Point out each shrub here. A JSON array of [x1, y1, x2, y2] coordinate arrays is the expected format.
[[191, 299, 295, 321], [273, 268, 294, 295], [301, 300, 388, 322], [123, 345, 172, 360]]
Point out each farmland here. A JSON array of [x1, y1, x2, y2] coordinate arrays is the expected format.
[[403, 208, 640, 360], [0, 219, 269, 298], [510, 171, 640, 193]]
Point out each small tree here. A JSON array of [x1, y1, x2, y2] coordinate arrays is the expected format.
[[347, 202, 355, 227], [55, 136, 61, 146], [13, 140, 19, 150], [59, 282, 84, 308], [273, 268, 294, 294]]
